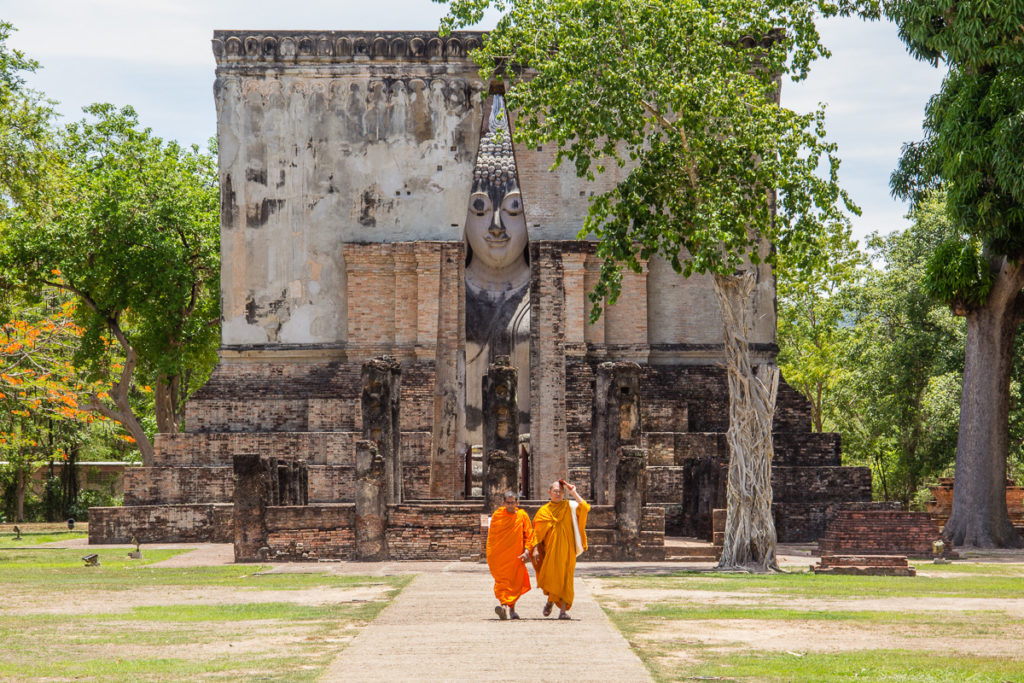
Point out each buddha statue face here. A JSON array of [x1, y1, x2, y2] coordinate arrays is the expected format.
[[465, 187, 527, 273], [465, 95, 529, 289]]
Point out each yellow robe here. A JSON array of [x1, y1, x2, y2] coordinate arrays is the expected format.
[[486, 507, 536, 606], [531, 499, 590, 610]]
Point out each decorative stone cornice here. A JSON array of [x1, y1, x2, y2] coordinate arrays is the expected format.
[[212, 31, 486, 65]]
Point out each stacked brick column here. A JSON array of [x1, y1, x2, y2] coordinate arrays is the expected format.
[[604, 258, 648, 360], [393, 244, 419, 356], [355, 440, 388, 560], [233, 454, 269, 562], [343, 244, 396, 354], [582, 254, 606, 345], [615, 445, 648, 559], [482, 357, 519, 506], [560, 249, 589, 352], [361, 356, 402, 504], [429, 242, 466, 498], [529, 242, 568, 497], [591, 361, 643, 504]]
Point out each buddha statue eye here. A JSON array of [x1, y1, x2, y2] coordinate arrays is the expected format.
[[470, 193, 491, 217], [502, 192, 523, 216]]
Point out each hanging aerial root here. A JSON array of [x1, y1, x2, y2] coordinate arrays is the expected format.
[[712, 272, 780, 573]]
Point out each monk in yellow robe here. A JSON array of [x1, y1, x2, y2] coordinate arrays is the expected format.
[[531, 479, 590, 619], [486, 491, 535, 620]]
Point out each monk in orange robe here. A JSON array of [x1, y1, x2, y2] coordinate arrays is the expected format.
[[486, 491, 535, 620], [531, 479, 589, 619]]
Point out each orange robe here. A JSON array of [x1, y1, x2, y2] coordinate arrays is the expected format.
[[486, 507, 536, 606], [531, 499, 590, 610]]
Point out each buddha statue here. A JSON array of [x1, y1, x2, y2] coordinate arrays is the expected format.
[[464, 95, 531, 449]]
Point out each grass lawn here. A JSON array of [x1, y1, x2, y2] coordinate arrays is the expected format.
[[592, 562, 1024, 683], [0, 547, 411, 681], [0, 524, 87, 548]]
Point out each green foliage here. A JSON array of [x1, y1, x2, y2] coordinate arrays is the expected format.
[[29, 103, 221, 382], [888, 0, 1024, 281], [439, 0, 871, 318], [923, 236, 994, 312], [66, 488, 122, 522], [0, 101, 220, 460], [777, 219, 866, 432], [0, 21, 55, 217], [778, 191, 967, 505]]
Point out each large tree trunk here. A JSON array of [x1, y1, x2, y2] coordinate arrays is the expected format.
[[713, 271, 781, 572], [15, 468, 26, 523], [944, 259, 1024, 548], [154, 374, 182, 434], [84, 341, 156, 466]]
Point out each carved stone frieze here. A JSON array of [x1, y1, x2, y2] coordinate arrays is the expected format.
[[212, 31, 485, 64], [217, 75, 482, 108]]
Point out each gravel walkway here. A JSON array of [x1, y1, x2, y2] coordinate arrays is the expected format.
[[320, 562, 653, 682]]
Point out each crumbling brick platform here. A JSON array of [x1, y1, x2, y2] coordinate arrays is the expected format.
[[812, 554, 916, 576], [817, 502, 943, 558]]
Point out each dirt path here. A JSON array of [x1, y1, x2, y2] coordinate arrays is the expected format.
[[320, 563, 653, 682]]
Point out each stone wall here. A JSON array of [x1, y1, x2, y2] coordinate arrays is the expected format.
[[818, 504, 943, 557], [88, 504, 233, 544], [214, 31, 486, 346]]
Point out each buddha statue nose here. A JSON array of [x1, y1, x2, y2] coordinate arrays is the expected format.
[[489, 211, 506, 238]]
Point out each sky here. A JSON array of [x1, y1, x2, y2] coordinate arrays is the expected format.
[[2, 0, 945, 246]]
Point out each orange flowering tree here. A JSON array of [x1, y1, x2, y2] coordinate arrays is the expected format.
[[0, 287, 119, 520]]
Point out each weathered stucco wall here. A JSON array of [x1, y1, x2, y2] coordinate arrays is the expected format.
[[213, 32, 485, 346], [211, 30, 777, 357]]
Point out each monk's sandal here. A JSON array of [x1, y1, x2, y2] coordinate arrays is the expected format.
[[558, 611, 570, 620], [543, 601, 553, 617], [495, 605, 508, 620], [509, 610, 520, 620]]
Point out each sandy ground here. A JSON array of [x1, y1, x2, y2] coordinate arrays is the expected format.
[[638, 617, 1024, 658], [18, 537, 1024, 678]]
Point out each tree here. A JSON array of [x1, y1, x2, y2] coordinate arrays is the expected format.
[[0, 104, 220, 465], [0, 287, 113, 521], [777, 221, 865, 433], [441, 0, 873, 570], [0, 21, 54, 216], [887, 0, 1024, 547], [830, 193, 964, 506]]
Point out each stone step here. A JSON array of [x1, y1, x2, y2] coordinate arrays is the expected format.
[[819, 554, 911, 568], [581, 544, 666, 562], [664, 543, 720, 561], [812, 565, 916, 577]]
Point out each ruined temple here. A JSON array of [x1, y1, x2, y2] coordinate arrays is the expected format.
[[88, 31, 871, 558]]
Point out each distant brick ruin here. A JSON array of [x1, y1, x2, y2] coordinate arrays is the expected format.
[[87, 30, 872, 559]]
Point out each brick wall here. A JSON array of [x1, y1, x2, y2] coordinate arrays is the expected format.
[[186, 359, 436, 433], [88, 504, 233, 544], [265, 504, 356, 560], [123, 467, 233, 505], [386, 503, 483, 560], [529, 242, 568, 494], [818, 506, 943, 557]]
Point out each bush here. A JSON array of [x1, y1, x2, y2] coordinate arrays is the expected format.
[[68, 489, 123, 522]]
